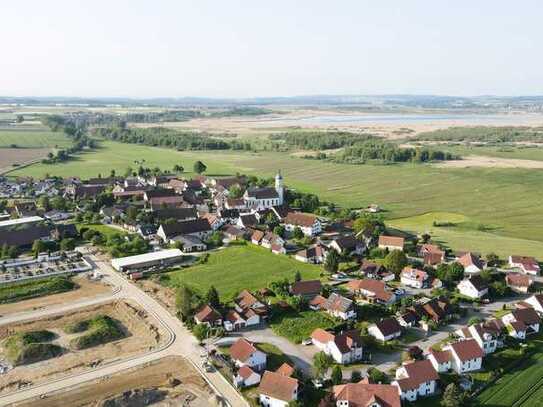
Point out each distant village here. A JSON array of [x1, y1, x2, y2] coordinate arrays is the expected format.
[[0, 169, 541, 407]]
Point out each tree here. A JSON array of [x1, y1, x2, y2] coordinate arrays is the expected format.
[[193, 323, 209, 342], [383, 250, 407, 276], [193, 160, 207, 174], [486, 252, 500, 267], [350, 370, 362, 383], [448, 262, 464, 282], [294, 270, 302, 282], [441, 383, 464, 407], [324, 249, 339, 274], [50, 196, 66, 210], [420, 233, 431, 243], [331, 365, 343, 385], [38, 195, 51, 211], [313, 351, 332, 378], [60, 238, 76, 251], [173, 164, 184, 173], [367, 367, 388, 384], [292, 226, 304, 240], [176, 285, 194, 320], [273, 225, 285, 238], [32, 239, 47, 257], [468, 316, 482, 326], [206, 286, 221, 308], [228, 184, 243, 199]]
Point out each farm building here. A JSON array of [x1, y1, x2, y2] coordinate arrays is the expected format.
[[110, 249, 184, 273]]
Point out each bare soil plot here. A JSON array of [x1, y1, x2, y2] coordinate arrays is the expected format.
[[435, 155, 543, 169], [0, 300, 165, 395], [136, 279, 177, 315], [0, 148, 49, 174], [0, 275, 112, 316], [13, 356, 216, 407]]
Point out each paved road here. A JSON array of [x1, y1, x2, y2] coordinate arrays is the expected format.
[[0, 257, 248, 407]]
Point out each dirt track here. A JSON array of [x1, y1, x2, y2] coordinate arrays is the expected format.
[[13, 356, 215, 407]]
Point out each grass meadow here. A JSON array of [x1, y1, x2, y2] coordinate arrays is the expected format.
[[161, 245, 322, 301], [0, 125, 72, 148], [9, 140, 543, 256]]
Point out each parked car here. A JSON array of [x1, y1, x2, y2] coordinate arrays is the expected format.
[[302, 338, 313, 346]]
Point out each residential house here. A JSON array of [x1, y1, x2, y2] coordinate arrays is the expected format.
[[225, 198, 247, 210], [368, 318, 403, 342], [258, 370, 298, 407], [200, 213, 224, 231], [149, 195, 185, 210], [157, 218, 212, 244], [224, 310, 249, 332], [143, 188, 178, 202], [229, 338, 267, 371], [458, 252, 485, 274], [234, 365, 261, 388], [235, 290, 268, 323], [457, 275, 488, 299], [442, 339, 484, 373], [271, 243, 286, 255], [509, 255, 540, 276], [456, 322, 501, 354], [524, 294, 543, 315], [294, 244, 327, 264], [400, 267, 429, 289], [322, 293, 356, 320], [308, 295, 327, 311], [506, 273, 533, 294], [419, 244, 445, 266], [427, 348, 452, 373], [275, 363, 295, 377], [311, 329, 363, 364], [413, 297, 454, 324], [137, 224, 157, 240], [502, 308, 540, 336], [378, 235, 405, 252], [284, 212, 322, 237], [290, 280, 322, 300], [392, 360, 439, 402], [397, 309, 421, 328], [261, 232, 284, 249], [152, 207, 198, 222], [331, 381, 401, 407], [194, 305, 223, 327], [251, 230, 265, 245], [346, 279, 396, 305], [222, 225, 245, 241], [329, 235, 363, 255], [238, 213, 259, 229]]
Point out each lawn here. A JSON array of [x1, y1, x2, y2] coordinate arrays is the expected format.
[[76, 223, 127, 239], [474, 338, 543, 406], [161, 245, 322, 301], [270, 310, 338, 344], [10, 142, 543, 255], [254, 343, 294, 371], [0, 276, 76, 304], [0, 126, 72, 148]]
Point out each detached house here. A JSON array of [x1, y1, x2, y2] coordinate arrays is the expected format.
[[322, 293, 356, 320], [332, 381, 401, 407], [427, 348, 452, 373], [329, 235, 363, 256], [194, 305, 222, 327], [347, 279, 396, 305], [157, 218, 212, 244], [400, 267, 429, 289], [378, 235, 405, 252], [419, 244, 446, 266], [294, 244, 327, 264], [509, 255, 540, 276], [392, 360, 439, 402], [456, 321, 502, 354], [368, 318, 403, 342], [284, 212, 322, 237], [442, 339, 484, 373], [502, 308, 540, 337], [290, 280, 322, 299], [234, 365, 261, 388], [311, 328, 363, 364], [258, 370, 299, 407], [457, 275, 488, 299], [506, 273, 533, 294], [458, 252, 484, 274], [229, 338, 267, 371], [524, 294, 543, 315]]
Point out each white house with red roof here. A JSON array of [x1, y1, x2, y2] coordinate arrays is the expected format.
[[367, 318, 403, 342], [229, 338, 267, 371], [442, 339, 484, 373], [311, 328, 363, 364], [457, 275, 488, 299], [400, 267, 429, 289], [524, 294, 543, 315], [332, 381, 401, 407], [458, 252, 485, 274], [234, 365, 261, 388], [378, 235, 405, 252], [283, 212, 322, 237], [193, 304, 222, 327], [509, 255, 540, 276], [258, 370, 299, 407], [346, 279, 396, 305], [427, 348, 452, 373], [506, 273, 534, 293], [392, 360, 439, 402], [501, 308, 541, 336]]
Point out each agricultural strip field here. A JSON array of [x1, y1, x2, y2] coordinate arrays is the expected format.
[[160, 244, 322, 301], [475, 338, 543, 406], [10, 141, 543, 256], [0, 276, 76, 304], [0, 126, 72, 148]]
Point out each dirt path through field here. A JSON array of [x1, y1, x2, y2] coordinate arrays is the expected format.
[[435, 155, 543, 169]]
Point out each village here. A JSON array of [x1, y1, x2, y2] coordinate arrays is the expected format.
[[0, 169, 541, 407]]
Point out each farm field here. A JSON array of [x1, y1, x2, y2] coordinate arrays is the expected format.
[[160, 244, 322, 301], [9, 141, 543, 254], [0, 126, 72, 148], [474, 338, 543, 406], [436, 144, 543, 162]]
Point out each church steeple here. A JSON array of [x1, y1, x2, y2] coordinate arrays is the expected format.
[[275, 170, 284, 204]]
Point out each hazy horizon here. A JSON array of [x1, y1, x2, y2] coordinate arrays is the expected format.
[[3, 1, 542, 98]]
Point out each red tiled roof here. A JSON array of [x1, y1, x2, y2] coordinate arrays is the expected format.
[[506, 273, 533, 287], [347, 279, 393, 302], [395, 360, 439, 391], [276, 363, 295, 377], [194, 305, 221, 323], [258, 371, 298, 402], [291, 280, 322, 296], [284, 212, 318, 228], [429, 348, 452, 364], [449, 339, 484, 362], [333, 383, 401, 407], [378, 235, 405, 248], [311, 328, 335, 344], [238, 365, 256, 379], [230, 338, 259, 363]]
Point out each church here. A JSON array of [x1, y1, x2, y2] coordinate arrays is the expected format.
[[243, 171, 284, 211]]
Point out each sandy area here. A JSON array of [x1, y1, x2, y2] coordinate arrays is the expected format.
[[0, 275, 112, 316], [14, 356, 215, 407], [435, 155, 543, 169], [136, 279, 176, 315], [0, 300, 164, 395], [0, 148, 50, 174]]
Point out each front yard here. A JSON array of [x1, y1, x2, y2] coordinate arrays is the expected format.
[[270, 310, 339, 344]]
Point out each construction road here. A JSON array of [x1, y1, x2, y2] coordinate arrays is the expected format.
[[0, 256, 248, 407]]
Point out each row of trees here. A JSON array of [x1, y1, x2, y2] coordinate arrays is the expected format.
[[269, 131, 375, 150]]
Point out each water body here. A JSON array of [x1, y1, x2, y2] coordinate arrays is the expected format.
[[294, 113, 543, 125]]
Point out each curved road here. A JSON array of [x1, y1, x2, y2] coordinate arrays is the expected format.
[[0, 257, 247, 407]]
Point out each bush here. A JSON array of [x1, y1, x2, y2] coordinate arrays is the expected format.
[[64, 320, 90, 334], [70, 315, 124, 350], [4, 330, 61, 365]]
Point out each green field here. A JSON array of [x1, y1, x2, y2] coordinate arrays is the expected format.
[[161, 245, 322, 301], [436, 144, 543, 161], [9, 140, 543, 256], [0, 277, 76, 304], [0, 126, 72, 148], [475, 338, 543, 406]]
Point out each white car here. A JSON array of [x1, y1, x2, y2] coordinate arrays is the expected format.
[[301, 338, 313, 346]]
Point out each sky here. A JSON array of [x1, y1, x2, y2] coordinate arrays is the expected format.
[[2, 0, 542, 98]]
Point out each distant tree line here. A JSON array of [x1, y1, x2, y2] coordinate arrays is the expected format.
[[92, 126, 253, 151], [269, 131, 375, 150], [415, 126, 543, 143]]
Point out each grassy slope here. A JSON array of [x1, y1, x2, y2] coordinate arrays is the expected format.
[[438, 144, 543, 161], [10, 142, 543, 255], [0, 126, 72, 148], [162, 245, 321, 301]]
